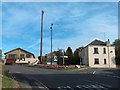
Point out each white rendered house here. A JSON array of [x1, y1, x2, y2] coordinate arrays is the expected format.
[[79, 39, 116, 68]]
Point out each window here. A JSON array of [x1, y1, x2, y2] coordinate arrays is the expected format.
[[48, 56, 51, 60], [94, 58, 99, 64], [26, 54, 31, 58], [103, 48, 106, 54], [20, 54, 24, 59], [110, 51, 113, 53], [8, 54, 17, 59], [104, 59, 107, 64], [94, 48, 98, 54]]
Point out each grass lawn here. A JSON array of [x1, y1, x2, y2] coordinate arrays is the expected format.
[[2, 75, 14, 88], [1, 63, 15, 89]]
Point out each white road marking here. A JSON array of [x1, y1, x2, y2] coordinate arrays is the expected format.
[[34, 82, 45, 89], [34, 79, 49, 90], [85, 84, 108, 90], [84, 80, 111, 88], [93, 71, 96, 74], [57, 86, 74, 90], [82, 85, 94, 90], [89, 85, 102, 90], [91, 84, 108, 90], [58, 84, 108, 90], [76, 85, 86, 90], [66, 86, 74, 90]]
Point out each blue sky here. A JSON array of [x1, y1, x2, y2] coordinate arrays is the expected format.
[[1, 2, 118, 57]]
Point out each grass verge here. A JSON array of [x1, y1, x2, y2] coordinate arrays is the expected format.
[[2, 65, 18, 89], [2, 75, 13, 88]]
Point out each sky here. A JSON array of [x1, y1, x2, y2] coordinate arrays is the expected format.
[[1, 2, 118, 57], [1, 0, 120, 2]]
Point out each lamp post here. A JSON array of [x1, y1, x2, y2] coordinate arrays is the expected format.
[[50, 24, 53, 65]]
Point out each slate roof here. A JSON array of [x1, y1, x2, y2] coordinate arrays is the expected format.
[[87, 39, 106, 46], [4, 48, 35, 58]]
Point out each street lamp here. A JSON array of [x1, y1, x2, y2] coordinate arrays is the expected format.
[[50, 24, 53, 65]]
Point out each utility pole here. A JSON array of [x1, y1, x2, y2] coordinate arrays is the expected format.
[[50, 24, 53, 65], [40, 10, 44, 64]]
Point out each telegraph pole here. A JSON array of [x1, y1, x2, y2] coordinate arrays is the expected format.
[[40, 10, 44, 64]]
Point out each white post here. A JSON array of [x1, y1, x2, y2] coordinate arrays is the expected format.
[[63, 49, 65, 65]]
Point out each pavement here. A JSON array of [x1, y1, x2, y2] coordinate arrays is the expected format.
[[4, 64, 120, 90]]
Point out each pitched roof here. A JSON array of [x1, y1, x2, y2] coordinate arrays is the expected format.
[[87, 39, 106, 46], [4, 48, 35, 58], [46, 52, 56, 56]]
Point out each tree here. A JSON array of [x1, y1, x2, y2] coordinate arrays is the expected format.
[[0, 50, 1, 59], [113, 39, 120, 65], [73, 50, 80, 65], [65, 47, 73, 65], [54, 49, 63, 65]]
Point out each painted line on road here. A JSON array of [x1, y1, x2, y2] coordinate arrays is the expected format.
[[85, 84, 108, 90], [84, 80, 111, 88], [76, 85, 94, 90], [34, 82, 45, 89], [24, 74, 49, 90], [93, 71, 96, 74], [66, 86, 74, 90], [76, 85, 86, 90], [58, 84, 108, 90], [91, 84, 108, 90], [89, 85, 104, 90], [82, 85, 94, 90], [90, 69, 120, 79], [57, 86, 74, 90], [34, 79, 49, 90]]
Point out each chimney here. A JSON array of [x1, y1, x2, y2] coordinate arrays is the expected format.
[[106, 39, 110, 46]]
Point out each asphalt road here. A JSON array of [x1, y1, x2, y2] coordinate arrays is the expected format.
[[4, 65, 120, 90]]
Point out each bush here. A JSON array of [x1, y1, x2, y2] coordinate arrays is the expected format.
[[115, 57, 120, 65], [2, 69, 9, 77]]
